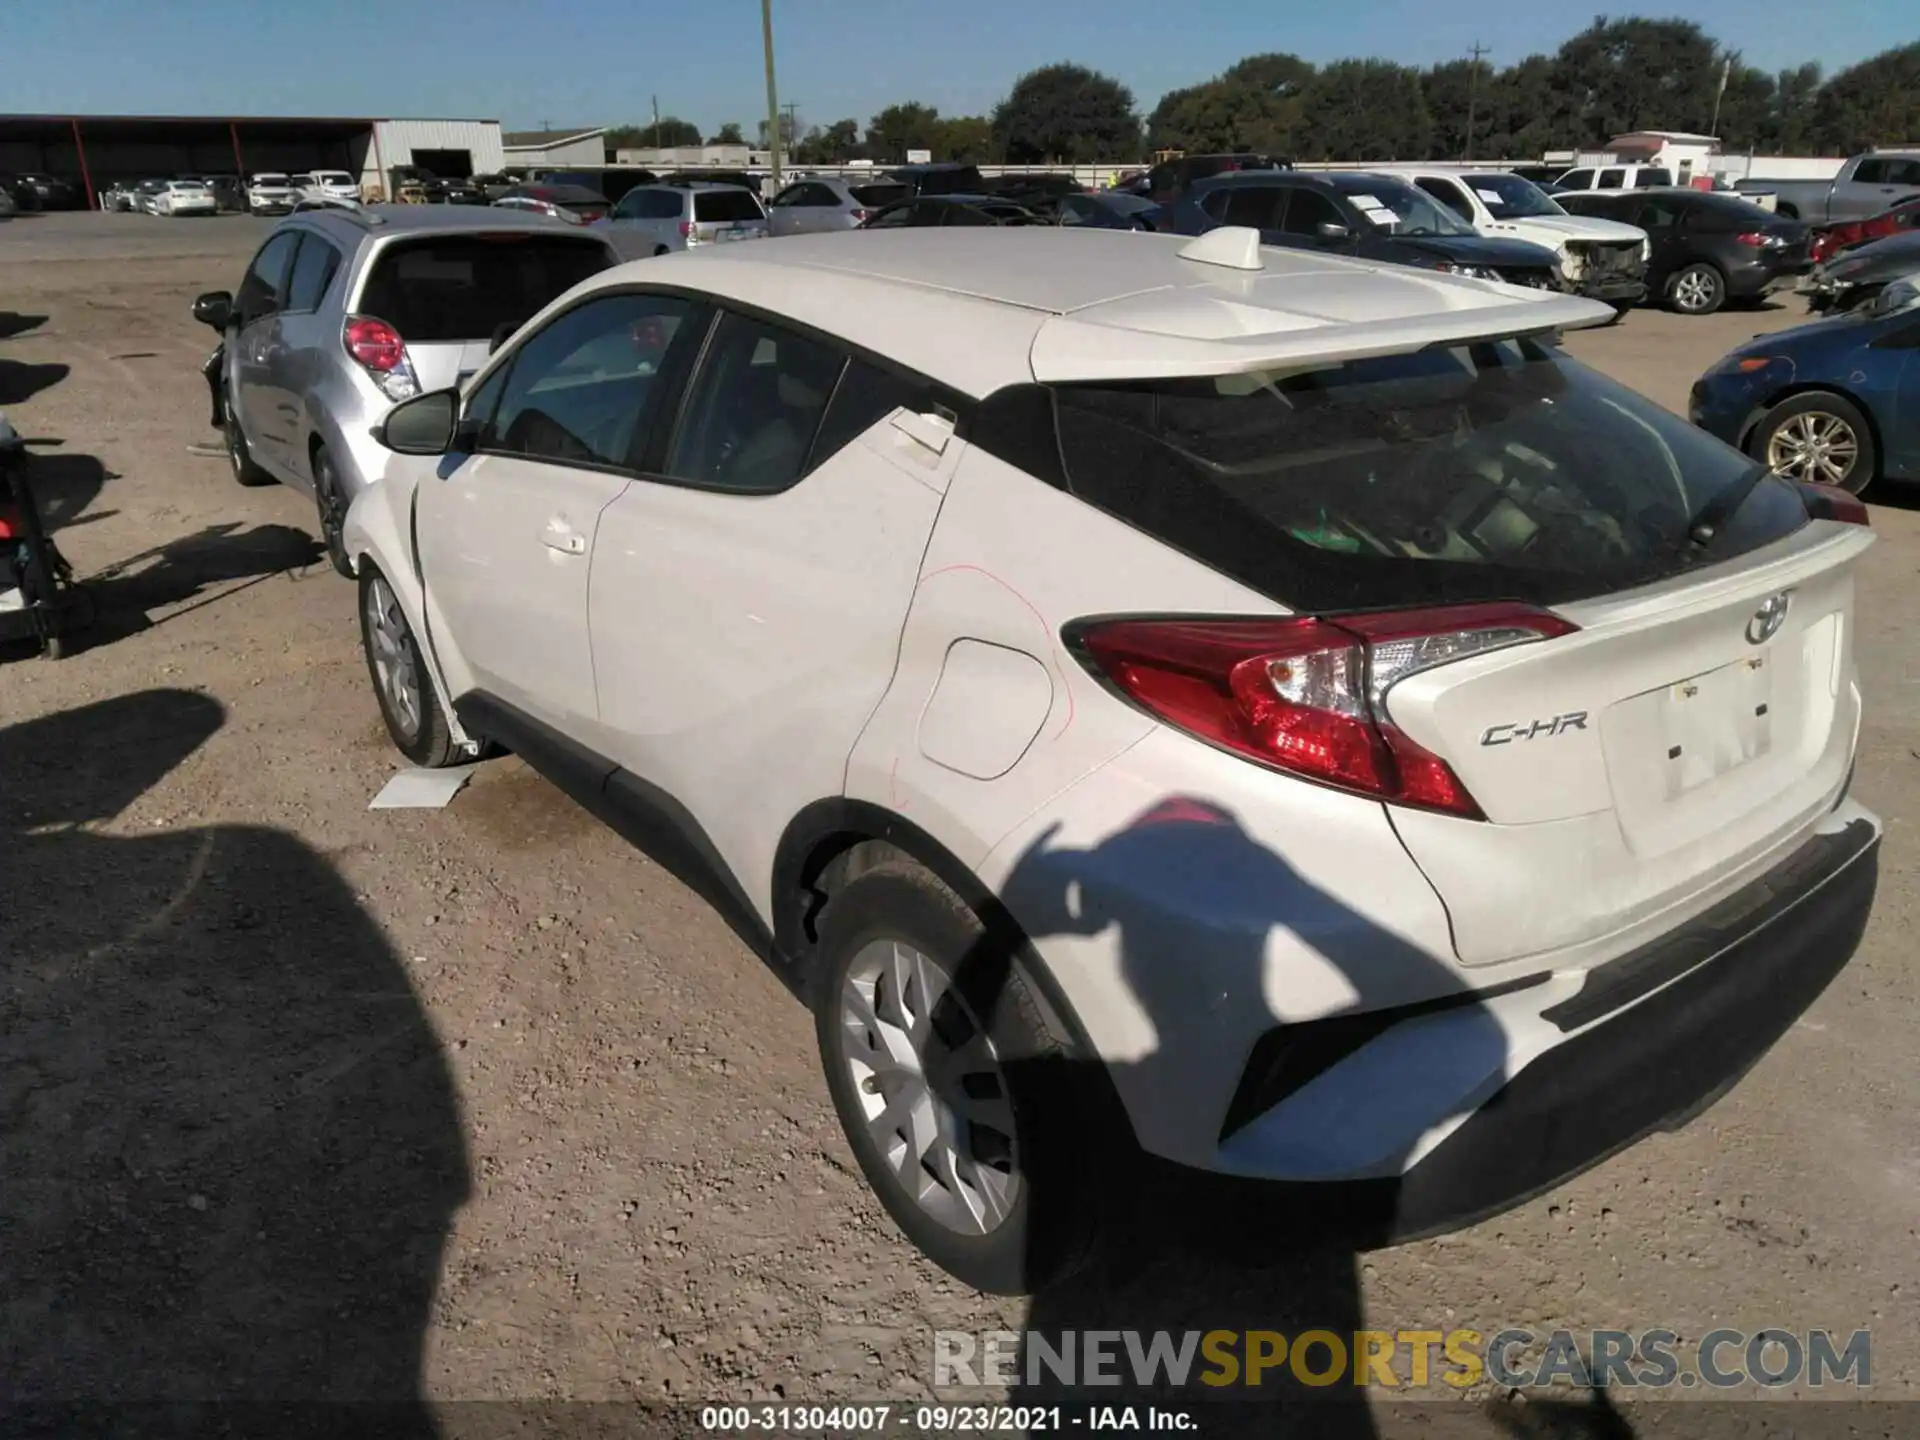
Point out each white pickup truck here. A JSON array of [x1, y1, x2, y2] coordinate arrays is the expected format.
[[1737, 150, 1920, 223]]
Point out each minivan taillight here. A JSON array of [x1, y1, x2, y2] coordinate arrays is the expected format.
[[1074, 605, 1578, 819], [678, 220, 694, 237], [343, 315, 420, 401]]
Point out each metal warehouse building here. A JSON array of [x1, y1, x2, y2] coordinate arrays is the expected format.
[[0, 116, 507, 206]]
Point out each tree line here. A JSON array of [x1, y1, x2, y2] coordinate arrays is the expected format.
[[606, 21, 1920, 167]]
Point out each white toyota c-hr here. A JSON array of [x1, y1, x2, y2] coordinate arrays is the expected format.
[[344, 226, 1880, 1294]]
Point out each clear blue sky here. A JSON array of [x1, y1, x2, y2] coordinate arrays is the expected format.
[[4, 0, 1908, 132]]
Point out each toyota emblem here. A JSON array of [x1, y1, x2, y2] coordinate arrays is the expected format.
[[1746, 591, 1791, 645]]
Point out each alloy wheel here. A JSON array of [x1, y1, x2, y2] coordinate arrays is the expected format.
[[363, 575, 422, 740], [1674, 269, 1717, 312], [1766, 411, 1860, 487], [838, 939, 1019, 1236]]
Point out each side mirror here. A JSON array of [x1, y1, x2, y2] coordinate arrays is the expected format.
[[375, 388, 461, 455], [1316, 222, 1352, 243], [192, 290, 233, 330]]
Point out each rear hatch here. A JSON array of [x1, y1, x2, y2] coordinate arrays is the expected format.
[[1046, 335, 1868, 966], [690, 187, 767, 243], [350, 231, 615, 391]]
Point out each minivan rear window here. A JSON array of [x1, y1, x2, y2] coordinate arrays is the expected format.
[[1048, 340, 1807, 610], [849, 183, 908, 207], [694, 190, 764, 223], [357, 236, 613, 344]]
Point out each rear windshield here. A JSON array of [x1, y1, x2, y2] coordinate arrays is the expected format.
[[1049, 339, 1807, 610], [850, 183, 908, 207], [254, 174, 288, 185], [1684, 192, 1780, 230], [694, 190, 764, 222], [357, 236, 613, 344]]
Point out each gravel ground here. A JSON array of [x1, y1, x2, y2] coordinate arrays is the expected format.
[[2, 212, 1916, 1434]]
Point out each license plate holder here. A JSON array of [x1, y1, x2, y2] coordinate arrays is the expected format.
[[1660, 656, 1774, 799]]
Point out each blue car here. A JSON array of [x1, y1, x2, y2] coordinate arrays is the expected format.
[[1690, 279, 1920, 495]]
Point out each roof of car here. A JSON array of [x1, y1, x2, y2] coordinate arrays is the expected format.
[[287, 204, 589, 240], [575, 228, 1612, 395]]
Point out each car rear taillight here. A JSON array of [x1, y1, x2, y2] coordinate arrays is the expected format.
[[1735, 231, 1773, 247], [1074, 605, 1579, 819], [851, 208, 871, 223], [678, 220, 694, 237], [343, 315, 420, 402], [1797, 481, 1870, 527]]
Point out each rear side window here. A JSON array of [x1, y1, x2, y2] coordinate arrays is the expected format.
[[664, 312, 846, 493], [483, 293, 696, 468], [1597, 169, 1626, 189], [1279, 187, 1343, 236], [1415, 177, 1475, 222], [1047, 341, 1806, 610], [285, 234, 342, 312], [694, 189, 764, 223], [808, 359, 938, 467], [850, 183, 907, 207], [1558, 169, 1593, 189], [1852, 159, 1890, 185], [356, 236, 611, 343], [1221, 187, 1282, 229]]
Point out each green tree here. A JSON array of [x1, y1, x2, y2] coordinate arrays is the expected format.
[[1423, 58, 1492, 161], [937, 115, 995, 162], [991, 63, 1140, 162], [1545, 18, 1723, 144], [794, 119, 863, 163], [604, 124, 646, 150], [713, 122, 748, 146], [1811, 43, 1920, 154], [1768, 63, 1823, 153], [1296, 59, 1431, 161], [866, 102, 945, 162]]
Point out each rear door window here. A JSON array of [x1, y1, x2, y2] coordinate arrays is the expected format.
[[693, 189, 764, 223], [1853, 159, 1890, 185], [1221, 186, 1282, 230], [1415, 177, 1476, 223], [662, 312, 846, 493], [1597, 169, 1627, 189], [1047, 340, 1806, 611], [483, 293, 699, 469], [355, 235, 612, 343], [1557, 169, 1593, 190]]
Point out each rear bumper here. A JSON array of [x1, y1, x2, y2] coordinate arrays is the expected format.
[[1727, 255, 1811, 297], [1387, 811, 1876, 1236], [1111, 800, 1876, 1192]]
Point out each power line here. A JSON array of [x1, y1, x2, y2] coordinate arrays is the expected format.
[[1463, 41, 1491, 163]]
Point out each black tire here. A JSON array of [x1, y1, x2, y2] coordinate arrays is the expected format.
[[357, 562, 460, 768], [1775, 203, 1799, 221], [653, 245, 670, 257], [812, 849, 1101, 1294], [224, 407, 273, 487], [1667, 261, 1726, 315], [311, 443, 353, 578], [1748, 391, 1878, 496], [1607, 301, 1634, 325]]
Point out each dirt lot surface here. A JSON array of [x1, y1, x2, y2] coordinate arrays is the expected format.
[[2, 212, 1916, 1432]]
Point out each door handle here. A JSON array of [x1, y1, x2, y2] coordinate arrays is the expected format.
[[541, 521, 587, 556]]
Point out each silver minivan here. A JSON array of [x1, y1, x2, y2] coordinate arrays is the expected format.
[[190, 206, 619, 576], [600, 183, 768, 257], [765, 175, 910, 236]]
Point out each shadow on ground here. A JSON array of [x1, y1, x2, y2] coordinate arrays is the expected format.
[[0, 360, 68, 404], [0, 691, 467, 1429], [0, 312, 48, 340]]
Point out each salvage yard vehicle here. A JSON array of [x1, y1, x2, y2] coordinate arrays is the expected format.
[[1810, 198, 1920, 265], [1739, 149, 1920, 223], [189, 206, 618, 575], [1374, 167, 1649, 312], [493, 183, 611, 225], [1053, 191, 1164, 231], [99, 181, 138, 213], [246, 173, 297, 215], [765, 176, 908, 236], [1558, 189, 1810, 315], [341, 226, 1879, 1293], [296, 170, 361, 205], [1691, 278, 1920, 495], [1802, 230, 1920, 315], [859, 194, 1044, 228], [152, 179, 218, 217], [601, 182, 767, 255], [1172, 171, 1562, 289]]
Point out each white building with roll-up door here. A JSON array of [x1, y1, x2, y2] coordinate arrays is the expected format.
[[364, 119, 508, 197]]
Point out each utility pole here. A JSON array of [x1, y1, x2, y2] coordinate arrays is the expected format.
[[761, 0, 783, 188], [1463, 41, 1490, 163], [651, 94, 661, 144], [783, 102, 800, 153], [1708, 56, 1731, 141]]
